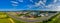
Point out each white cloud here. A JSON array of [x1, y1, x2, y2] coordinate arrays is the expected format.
[[35, 1, 45, 6], [53, 0, 57, 3], [55, 6, 60, 11], [11, 1, 19, 6], [26, 0, 46, 8], [53, 0, 60, 3], [30, 0, 33, 2], [18, 0, 23, 2], [12, 4, 18, 6], [58, 0, 60, 1], [11, 1, 19, 4], [22, 0, 60, 11], [45, 1, 60, 11], [26, 5, 35, 8], [33, 0, 46, 8], [43, 0, 47, 3], [25, 0, 60, 11]]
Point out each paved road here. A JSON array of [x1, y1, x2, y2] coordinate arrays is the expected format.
[[7, 12, 59, 22]]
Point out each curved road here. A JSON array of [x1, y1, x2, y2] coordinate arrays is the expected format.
[[7, 12, 59, 22]]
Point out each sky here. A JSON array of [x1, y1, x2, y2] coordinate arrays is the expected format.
[[0, 0, 60, 11]]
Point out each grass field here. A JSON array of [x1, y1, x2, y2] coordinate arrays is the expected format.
[[0, 12, 12, 23], [47, 13, 60, 23], [0, 18, 12, 23]]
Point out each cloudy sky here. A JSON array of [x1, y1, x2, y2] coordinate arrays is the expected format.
[[0, 0, 60, 11]]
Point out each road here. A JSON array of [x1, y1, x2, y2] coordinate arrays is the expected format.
[[7, 12, 59, 22]]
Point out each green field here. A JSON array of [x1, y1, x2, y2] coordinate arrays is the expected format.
[[0, 18, 11, 23], [0, 12, 11, 23], [47, 13, 60, 23]]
